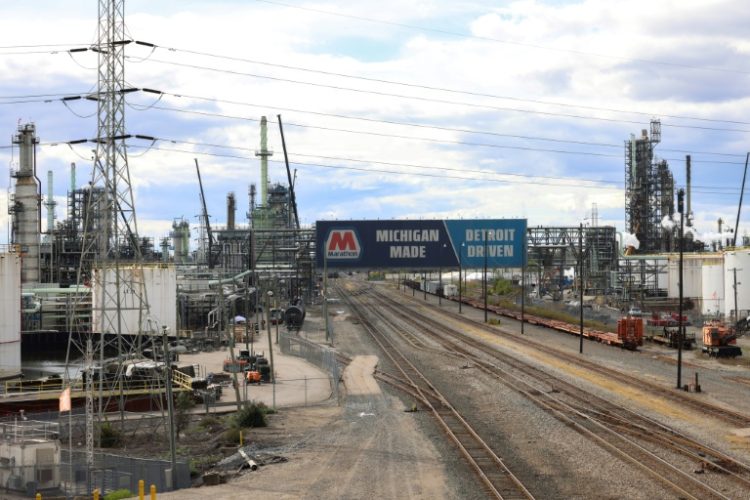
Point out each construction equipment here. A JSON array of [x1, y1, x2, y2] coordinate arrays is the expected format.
[[656, 326, 695, 350], [702, 319, 743, 358], [195, 158, 217, 268]]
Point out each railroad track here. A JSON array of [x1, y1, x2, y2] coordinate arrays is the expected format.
[[351, 283, 750, 499], [340, 285, 535, 499], [405, 284, 750, 428]]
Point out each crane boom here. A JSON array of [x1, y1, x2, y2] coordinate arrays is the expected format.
[[195, 158, 214, 268]]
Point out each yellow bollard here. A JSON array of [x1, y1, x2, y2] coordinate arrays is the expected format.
[[93, 488, 100, 500], [36, 494, 41, 500], [139, 479, 145, 500], [150, 484, 157, 500]]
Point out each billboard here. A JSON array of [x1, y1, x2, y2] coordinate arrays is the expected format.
[[316, 219, 527, 269]]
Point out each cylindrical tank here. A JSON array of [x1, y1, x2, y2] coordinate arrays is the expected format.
[[0, 253, 22, 379], [702, 260, 724, 316], [284, 297, 306, 329], [724, 249, 750, 321], [12, 123, 40, 284]]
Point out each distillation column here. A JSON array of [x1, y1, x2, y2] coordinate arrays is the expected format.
[[11, 123, 41, 284]]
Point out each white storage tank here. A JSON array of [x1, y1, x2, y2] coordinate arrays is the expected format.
[[92, 264, 177, 335], [701, 259, 724, 316], [724, 249, 750, 320], [0, 252, 22, 378], [667, 254, 702, 299]]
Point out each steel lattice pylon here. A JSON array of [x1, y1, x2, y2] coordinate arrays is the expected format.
[[64, 0, 157, 470]]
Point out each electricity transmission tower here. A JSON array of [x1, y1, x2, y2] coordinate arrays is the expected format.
[[64, 0, 155, 469]]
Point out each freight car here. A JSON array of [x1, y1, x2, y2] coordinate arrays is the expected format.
[[285, 297, 306, 330]]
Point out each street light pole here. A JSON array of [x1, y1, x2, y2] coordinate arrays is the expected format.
[[439, 243, 446, 306], [484, 232, 488, 323], [677, 189, 685, 389], [521, 233, 526, 335], [579, 222, 584, 354], [162, 326, 176, 489], [459, 242, 464, 314], [266, 291, 275, 388]]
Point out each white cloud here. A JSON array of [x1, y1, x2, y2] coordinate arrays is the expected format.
[[0, 0, 748, 246]]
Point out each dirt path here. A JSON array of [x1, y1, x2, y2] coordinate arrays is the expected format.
[[158, 354, 451, 499]]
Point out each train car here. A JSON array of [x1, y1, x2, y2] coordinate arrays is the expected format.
[[617, 316, 644, 348], [285, 297, 306, 330]]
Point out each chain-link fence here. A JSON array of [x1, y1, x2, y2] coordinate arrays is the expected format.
[[279, 331, 339, 402], [0, 451, 189, 498], [0, 415, 189, 498]]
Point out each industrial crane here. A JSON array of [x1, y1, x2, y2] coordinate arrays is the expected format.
[[195, 158, 216, 268]]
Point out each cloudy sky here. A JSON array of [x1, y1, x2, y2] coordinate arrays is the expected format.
[[1, 0, 748, 248]]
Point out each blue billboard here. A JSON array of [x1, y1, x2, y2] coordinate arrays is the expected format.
[[315, 219, 527, 269]]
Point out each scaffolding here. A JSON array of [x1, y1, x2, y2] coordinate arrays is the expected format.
[[625, 120, 675, 253], [526, 225, 618, 295]]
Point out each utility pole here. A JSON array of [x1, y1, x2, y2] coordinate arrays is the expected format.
[[484, 232, 488, 323], [579, 223, 584, 354], [677, 189, 685, 389], [162, 326, 176, 489], [458, 243, 464, 314], [521, 231, 526, 335], [266, 291, 276, 408], [731, 267, 742, 325]]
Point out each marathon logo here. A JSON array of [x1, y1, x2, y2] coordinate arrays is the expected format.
[[326, 229, 361, 259]]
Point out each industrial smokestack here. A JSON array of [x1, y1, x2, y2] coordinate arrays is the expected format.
[[255, 116, 273, 206], [11, 123, 41, 284], [70, 162, 76, 193], [247, 183, 256, 225], [45, 170, 56, 236], [686, 155, 692, 227], [227, 192, 236, 230]]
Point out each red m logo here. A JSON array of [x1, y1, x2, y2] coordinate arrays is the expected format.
[[328, 231, 357, 251], [326, 230, 361, 259]]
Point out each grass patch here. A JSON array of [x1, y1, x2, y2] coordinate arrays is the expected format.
[[104, 489, 133, 500]]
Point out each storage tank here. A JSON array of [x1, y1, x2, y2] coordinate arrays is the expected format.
[[724, 249, 750, 320], [0, 252, 22, 378], [11, 123, 40, 284], [701, 260, 724, 316], [92, 264, 177, 334], [667, 255, 702, 299]]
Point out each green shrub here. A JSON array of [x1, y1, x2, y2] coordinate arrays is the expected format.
[[104, 489, 133, 500], [234, 401, 269, 428], [99, 423, 122, 448], [491, 279, 514, 296], [199, 415, 221, 429], [221, 427, 241, 445]]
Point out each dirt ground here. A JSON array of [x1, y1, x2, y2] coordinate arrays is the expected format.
[[157, 354, 455, 499]]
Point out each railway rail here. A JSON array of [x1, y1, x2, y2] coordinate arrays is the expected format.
[[346, 282, 750, 499], [339, 286, 535, 499], [422, 287, 750, 429]]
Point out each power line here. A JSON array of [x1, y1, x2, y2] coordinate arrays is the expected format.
[[123, 143, 625, 190], [155, 136, 621, 186], [4, 139, 745, 194], [156, 91, 750, 158], [147, 104, 750, 165], [1, 87, 745, 159], [129, 57, 750, 134], [11, 41, 750, 128], [155, 45, 750, 127], [251, 0, 748, 76]]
